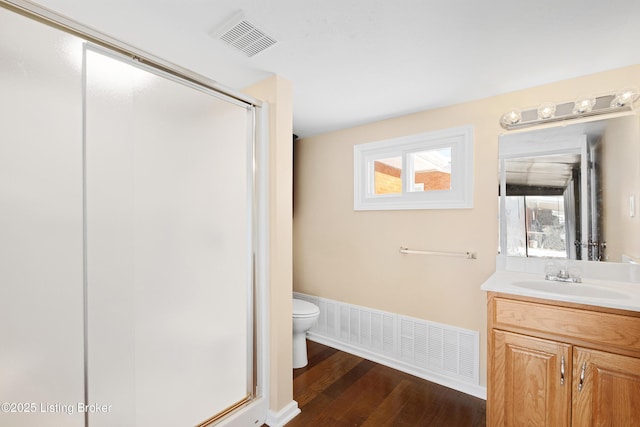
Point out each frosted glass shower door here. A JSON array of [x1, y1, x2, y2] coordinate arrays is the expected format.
[[0, 8, 85, 427], [84, 48, 253, 426]]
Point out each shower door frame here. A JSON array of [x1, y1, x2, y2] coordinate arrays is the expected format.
[[0, 1, 270, 425]]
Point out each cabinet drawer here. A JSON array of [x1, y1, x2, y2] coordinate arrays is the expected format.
[[493, 298, 640, 353]]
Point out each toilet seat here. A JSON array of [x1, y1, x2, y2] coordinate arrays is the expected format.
[[293, 299, 319, 318]]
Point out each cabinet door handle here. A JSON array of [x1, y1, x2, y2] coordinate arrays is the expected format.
[[560, 356, 565, 385], [578, 362, 587, 392]]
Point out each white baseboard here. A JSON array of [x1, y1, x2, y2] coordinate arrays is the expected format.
[[265, 400, 301, 427]]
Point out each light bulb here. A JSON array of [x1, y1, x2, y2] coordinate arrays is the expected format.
[[537, 102, 556, 120], [501, 109, 521, 126], [573, 97, 596, 114], [611, 89, 639, 107]]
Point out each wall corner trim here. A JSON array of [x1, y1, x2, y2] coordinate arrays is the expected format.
[[265, 400, 301, 427]]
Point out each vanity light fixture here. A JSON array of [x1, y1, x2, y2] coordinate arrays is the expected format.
[[500, 89, 639, 130]]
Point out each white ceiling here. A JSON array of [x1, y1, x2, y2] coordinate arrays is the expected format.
[[26, 0, 640, 138]]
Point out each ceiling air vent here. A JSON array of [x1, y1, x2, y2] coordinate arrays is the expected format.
[[213, 12, 277, 57]]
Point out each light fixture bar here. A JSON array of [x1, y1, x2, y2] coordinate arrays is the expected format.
[[500, 90, 638, 130]]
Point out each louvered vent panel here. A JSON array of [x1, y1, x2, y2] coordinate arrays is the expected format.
[[314, 299, 326, 333], [340, 306, 349, 340], [401, 318, 413, 336], [371, 313, 382, 351], [443, 329, 459, 374], [326, 301, 336, 336], [414, 323, 428, 367], [458, 332, 476, 380], [400, 319, 414, 361], [216, 17, 277, 57], [382, 315, 394, 354], [349, 308, 360, 343], [360, 311, 371, 347], [293, 292, 480, 387], [428, 325, 443, 370]]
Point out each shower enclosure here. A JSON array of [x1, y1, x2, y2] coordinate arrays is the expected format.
[[0, 3, 265, 426]]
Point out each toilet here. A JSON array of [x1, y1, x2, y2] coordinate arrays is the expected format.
[[292, 298, 320, 369]]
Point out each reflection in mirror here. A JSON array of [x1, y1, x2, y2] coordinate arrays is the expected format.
[[505, 194, 567, 258], [499, 113, 640, 263]]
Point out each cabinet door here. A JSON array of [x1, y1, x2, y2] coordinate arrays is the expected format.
[[490, 330, 572, 427], [572, 347, 640, 426]]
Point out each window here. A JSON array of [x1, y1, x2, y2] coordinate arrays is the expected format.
[[354, 125, 474, 210]]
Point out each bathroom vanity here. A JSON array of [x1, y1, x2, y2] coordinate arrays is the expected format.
[[482, 272, 640, 426], [488, 104, 640, 425]]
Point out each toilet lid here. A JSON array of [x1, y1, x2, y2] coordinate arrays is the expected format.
[[293, 299, 319, 317]]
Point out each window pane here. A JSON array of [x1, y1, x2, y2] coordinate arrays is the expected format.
[[374, 157, 402, 194], [410, 148, 451, 192]]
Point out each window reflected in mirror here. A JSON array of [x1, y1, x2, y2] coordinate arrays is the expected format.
[[505, 195, 567, 259]]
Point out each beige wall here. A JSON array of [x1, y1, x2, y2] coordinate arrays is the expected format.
[[244, 75, 294, 413], [602, 114, 640, 262], [292, 64, 640, 387]]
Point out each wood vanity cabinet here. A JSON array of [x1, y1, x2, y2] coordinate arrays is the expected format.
[[487, 292, 640, 426]]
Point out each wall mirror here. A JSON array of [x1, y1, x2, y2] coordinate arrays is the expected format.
[[499, 113, 640, 263]]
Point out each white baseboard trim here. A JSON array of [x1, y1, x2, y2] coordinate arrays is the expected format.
[[308, 333, 486, 399], [265, 400, 301, 427]]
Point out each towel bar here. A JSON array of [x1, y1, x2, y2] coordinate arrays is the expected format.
[[399, 246, 476, 259]]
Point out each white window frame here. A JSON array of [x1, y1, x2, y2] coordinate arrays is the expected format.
[[354, 125, 474, 210]]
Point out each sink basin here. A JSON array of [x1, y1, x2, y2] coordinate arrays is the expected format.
[[512, 280, 630, 300]]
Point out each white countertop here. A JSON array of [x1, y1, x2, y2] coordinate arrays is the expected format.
[[480, 270, 640, 313]]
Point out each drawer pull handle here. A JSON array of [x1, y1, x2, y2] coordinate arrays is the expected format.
[[560, 356, 565, 385], [578, 362, 587, 392]]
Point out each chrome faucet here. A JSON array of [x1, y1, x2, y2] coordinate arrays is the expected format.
[[545, 263, 582, 283]]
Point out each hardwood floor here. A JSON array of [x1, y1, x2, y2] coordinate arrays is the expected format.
[[284, 340, 486, 426]]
